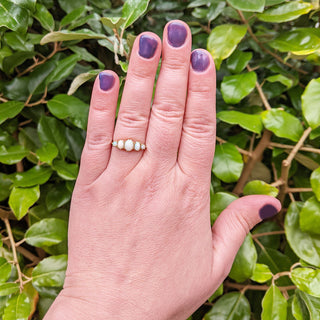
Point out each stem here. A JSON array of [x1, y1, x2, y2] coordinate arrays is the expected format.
[[269, 142, 320, 155], [287, 188, 313, 193], [3, 219, 24, 292], [225, 281, 296, 292], [216, 137, 251, 156], [252, 230, 285, 239], [233, 130, 273, 195]]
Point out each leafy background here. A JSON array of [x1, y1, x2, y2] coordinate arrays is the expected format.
[[0, 0, 320, 319]]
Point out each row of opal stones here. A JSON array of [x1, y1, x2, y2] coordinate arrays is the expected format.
[[112, 139, 146, 151]]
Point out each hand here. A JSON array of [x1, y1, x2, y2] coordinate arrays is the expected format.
[[44, 20, 280, 320]]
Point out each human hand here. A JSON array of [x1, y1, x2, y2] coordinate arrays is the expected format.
[[44, 20, 280, 320]]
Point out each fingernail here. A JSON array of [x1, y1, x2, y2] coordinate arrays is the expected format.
[[191, 50, 210, 72], [167, 22, 187, 48], [99, 72, 115, 91], [259, 204, 279, 220], [139, 35, 158, 59]]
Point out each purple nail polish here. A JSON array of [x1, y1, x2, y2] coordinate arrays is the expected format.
[[139, 35, 158, 59], [259, 204, 278, 220], [99, 72, 115, 91], [191, 50, 210, 72], [167, 22, 187, 48]]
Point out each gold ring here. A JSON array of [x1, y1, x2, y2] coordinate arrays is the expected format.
[[112, 139, 146, 152]]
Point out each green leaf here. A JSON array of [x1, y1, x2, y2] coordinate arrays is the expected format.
[[25, 218, 68, 247], [243, 180, 279, 197], [261, 109, 304, 142], [11, 0, 36, 11], [46, 183, 71, 211], [265, 0, 286, 5], [0, 145, 29, 165], [47, 94, 89, 130], [251, 263, 273, 283], [2, 51, 35, 74], [33, 3, 55, 31], [69, 46, 104, 68], [208, 284, 223, 302], [204, 292, 250, 320], [67, 69, 101, 95], [3, 293, 31, 320], [40, 29, 107, 45], [60, 6, 86, 28], [217, 110, 262, 134], [0, 0, 29, 33], [122, 0, 150, 28], [210, 191, 238, 224], [212, 143, 244, 183], [4, 32, 34, 52], [266, 74, 294, 89], [58, 0, 86, 13], [291, 268, 320, 298], [227, 50, 252, 74], [269, 29, 320, 55], [13, 166, 52, 187], [38, 116, 68, 159], [221, 72, 257, 104], [258, 1, 313, 23], [0, 101, 24, 125], [9, 186, 40, 220], [302, 78, 320, 130], [227, 0, 265, 12], [311, 167, 320, 201], [32, 255, 67, 287], [52, 159, 79, 180], [207, 24, 247, 69], [292, 289, 320, 320], [229, 233, 257, 283], [101, 16, 126, 29], [0, 173, 12, 202], [285, 202, 320, 267], [0, 258, 11, 284], [300, 196, 320, 235], [261, 285, 287, 320], [0, 283, 19, 297], [36, 143, 58, 165]]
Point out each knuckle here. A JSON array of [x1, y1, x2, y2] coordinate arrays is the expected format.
[[152, 101, 185, 121], [117, 109, 149, 129], [183, 115, 215, 139]]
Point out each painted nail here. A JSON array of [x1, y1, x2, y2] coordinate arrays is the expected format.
[[191, 50, 210, 72], [259, 204, 279, 220], [139, 35, 158, 59], [167, 22, 187, 48], [99, 72, 115, 91]]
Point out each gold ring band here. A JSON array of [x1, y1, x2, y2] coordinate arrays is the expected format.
[[112, 139, 146, 152]]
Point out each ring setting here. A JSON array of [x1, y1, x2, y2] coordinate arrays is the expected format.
[[112, 139, 146, 152]]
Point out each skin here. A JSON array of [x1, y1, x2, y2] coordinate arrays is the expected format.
[[44, 21, 281, 320]]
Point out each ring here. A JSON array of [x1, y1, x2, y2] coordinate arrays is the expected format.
[[112, 139, 146, 152]]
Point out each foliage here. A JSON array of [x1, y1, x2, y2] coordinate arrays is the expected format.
[[0, 0, 320, 319]]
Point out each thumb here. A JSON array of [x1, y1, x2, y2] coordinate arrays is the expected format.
[[211, 195, 281, 278]]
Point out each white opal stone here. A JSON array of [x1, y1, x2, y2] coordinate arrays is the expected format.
[[118, 140, 124, 149], [134, 142, 141, 151], [112, 141, 117, 147], [141, 144, 146, 150], [125, 139, 134, 151]]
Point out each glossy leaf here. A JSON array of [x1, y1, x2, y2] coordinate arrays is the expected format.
[[33, 3, 55, 31], [47, 94, 89, 130], [291, 268, 320, 298], [285, 202, 320, 267], [0, 145, 29, 165], [52, 159, 79, 180], [3, 293, 31, 320], [266, 74, 294, 89], [229, 233, 257, 283], [311, 167, 320, 201], [67, 69, 101, 95], [11, 0, 36, 11], [46, 183, 71, 211], [221, 72, 257, 104], [0, 101, 24, 125], [122, 0, 150, 28], [261, 285, 287, 320], [261, 109, 303, 142], [251, 263, 273, 283], [292, 289, 320, 320], [0, 173, 12, 202], [207, 24, 247, 69], [0, 258, 11, 284], [13, 166, 52, 187], [69, 46, 104, 68], [243, 180, 279, 197], [4, 32, 34, 52], [227, 0, 265, 12], [258, 1, 312, 23], [26, 218, 68, 247], [217, 111, 262, 134], [210, 192, 238, 224], [58, 0, 86, 13], [101, 16, 126, 29], [0, 283, 19, 297], [212, 143, 244, 183], [302, 78, 320, 130], [60, 6, 86, 28], [299, 196, 320, 235], [204, 292, 250, 320], [36, 143, 58, 165], [9, 186, 40, 220], [32, 255, 67, 288], [2, 51, 35, 74], [227, 50, 252, 74]]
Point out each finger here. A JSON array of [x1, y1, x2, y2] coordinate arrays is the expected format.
[[178, 49, 216, 179], [108, 32, 161, 174], [146, 20, 191, 168], [77, 71, 119, 185], [211, 196, 281, 280]]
